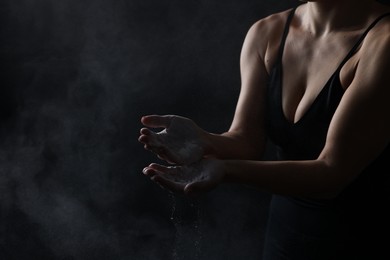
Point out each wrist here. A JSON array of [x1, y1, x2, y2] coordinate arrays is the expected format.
[[199, 131, 214, 157]]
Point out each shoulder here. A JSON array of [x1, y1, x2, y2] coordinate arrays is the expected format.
[[248, 8, 294, 41], [243, 8, 296, 60], [360, 13, 390, 71], [351, 13, 390, 98], [362, 8, 390, 51], [366, 9, 390, 37]]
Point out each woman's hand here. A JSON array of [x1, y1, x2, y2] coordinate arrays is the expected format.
[[138, 115, 207, 165], [142, 159, 225, 196]]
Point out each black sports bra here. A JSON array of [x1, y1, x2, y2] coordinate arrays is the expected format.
[[265, 7, 390, 160]]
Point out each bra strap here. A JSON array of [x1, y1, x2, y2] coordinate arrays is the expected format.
[[276, 7, 297, 61], [337, 12, 390, 69]]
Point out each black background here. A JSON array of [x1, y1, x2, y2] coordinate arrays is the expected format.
[[1, 1, 388, 259]]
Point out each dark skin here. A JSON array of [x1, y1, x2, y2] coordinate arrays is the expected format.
[[139, 0, 390, 198]]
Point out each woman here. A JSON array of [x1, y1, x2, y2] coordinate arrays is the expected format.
[[139, 0, 390, 259]]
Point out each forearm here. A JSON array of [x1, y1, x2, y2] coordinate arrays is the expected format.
[[222, 159, 348, 199], [202, 131, 266, 161]]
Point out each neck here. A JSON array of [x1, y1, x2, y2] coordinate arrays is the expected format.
[[300, 0, 377, 35]]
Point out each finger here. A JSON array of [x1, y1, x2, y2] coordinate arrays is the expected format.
[[139, 132, 162, 147], [140, 128, 153, 136], [141, 115, 173, 128], [138, 134, 148, 144], [141, 143, 155, 153], [143, 163, 177, 177], [152, 175, 185, 193], [139, 135, 160, 147], [142, 166, 160, 177], [148, 163, 171, 172]]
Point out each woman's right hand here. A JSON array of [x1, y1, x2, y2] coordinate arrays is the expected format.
[[138, 115, 208, 165], [142, 158, 225, 196]]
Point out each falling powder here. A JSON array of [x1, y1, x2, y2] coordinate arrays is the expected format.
[[170, 194, 202, 260]]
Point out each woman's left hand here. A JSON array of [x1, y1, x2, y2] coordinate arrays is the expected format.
[[142, 159, 225, 196]]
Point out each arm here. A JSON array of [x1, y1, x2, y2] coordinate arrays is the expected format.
[[203, 19, 271, 160], [139, 19, 272, 162], [145, 21, 390, 199], [223, 26, 390, 198]]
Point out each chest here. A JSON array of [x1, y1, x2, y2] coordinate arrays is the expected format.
[[276, 31, 362, 124]]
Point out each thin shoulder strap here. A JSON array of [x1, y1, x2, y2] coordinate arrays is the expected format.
[[337, 12, 390, 69], [276, 7, 297, 61]]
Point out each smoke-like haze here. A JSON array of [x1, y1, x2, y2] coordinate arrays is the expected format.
[[1, 0, 299, 259]]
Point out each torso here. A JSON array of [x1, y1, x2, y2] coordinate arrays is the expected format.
[[262, 4, 390, 124], [261, 5, 390, 258]]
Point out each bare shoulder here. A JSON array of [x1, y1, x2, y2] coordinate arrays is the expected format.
[[244, 8, 295, 66], [360, 12, 390, 70], [363, 5, 390, 48], [251, 9, 292, 31], [352, 11, 390, 99], [368, 14, 390, 41], [249, 8, 293, 43]]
